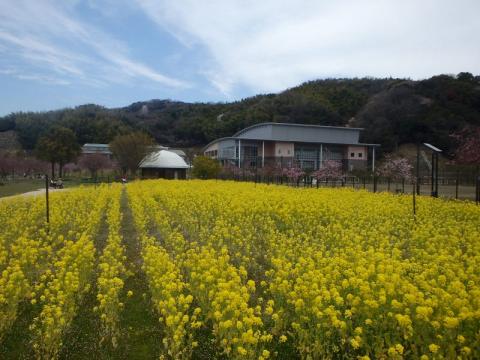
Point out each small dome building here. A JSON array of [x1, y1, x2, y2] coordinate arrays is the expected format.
[[140, 150, 189, 179]]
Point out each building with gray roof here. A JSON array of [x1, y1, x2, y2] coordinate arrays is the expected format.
[[203, 122, 379, 172]]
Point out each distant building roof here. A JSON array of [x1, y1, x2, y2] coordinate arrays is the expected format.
[[82, 143, 112, 155], [140, 150, 189, 169], [232, 122, 364, 138], [83, 143, 110, 148]]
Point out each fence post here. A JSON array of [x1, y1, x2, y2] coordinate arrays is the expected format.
[[373, 175, 377, 193], [416, 143, 420, 195], [413, 182, 416, 217], [45, 174, 50, 225], [455, 171, 459, 200], [475, 176, 480, 205]]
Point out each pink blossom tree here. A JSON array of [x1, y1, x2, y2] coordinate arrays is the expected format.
[[283, 165, 305, 185], [376, 155, 413, 182], [451, 126, 480, 166], [377, 155, 413, 193], [312, 160, 343, 185]]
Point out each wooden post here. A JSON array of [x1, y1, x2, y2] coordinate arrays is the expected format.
[[455, 170, 459, 199], [413, 182, 416, 217], [416, 143, 420, 195], [45, 174, 50, 225]]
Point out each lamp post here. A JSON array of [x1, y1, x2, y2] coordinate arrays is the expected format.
[[423, 143, 442, 198]]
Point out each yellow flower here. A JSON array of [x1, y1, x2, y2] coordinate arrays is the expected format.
[[350, 338, 360, 349], [443, 317, 459, 328], [237, 346, 247, 355]]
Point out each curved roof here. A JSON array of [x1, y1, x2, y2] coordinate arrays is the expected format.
[[140, 150, 189, 169], [203, 122, 374, 151], [232, 122, 363, 137]]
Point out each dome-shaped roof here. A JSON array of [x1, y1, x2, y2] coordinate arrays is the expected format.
[[140, 150, 189, 169]]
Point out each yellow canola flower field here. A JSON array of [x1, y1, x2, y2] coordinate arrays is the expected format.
[[1, 179, 479, 360], [128, 180, 480, 360]]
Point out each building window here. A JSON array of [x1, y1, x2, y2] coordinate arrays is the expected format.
[[351, 152, 355, 157], [358, 153, 363, 158], [287, 149, 291, 155], [278, 149, 281, 155], [295, 146, 319, 170]]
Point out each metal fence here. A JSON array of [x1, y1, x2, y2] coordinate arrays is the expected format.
[[216, 172, 480, 203]]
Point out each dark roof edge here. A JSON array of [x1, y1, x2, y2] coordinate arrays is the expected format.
[[233, 122, 364, 137]]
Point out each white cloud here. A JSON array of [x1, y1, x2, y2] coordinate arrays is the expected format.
[[0, 67, 70, 85], [136, 0, 480, 95], [0, 0, 187, 88]]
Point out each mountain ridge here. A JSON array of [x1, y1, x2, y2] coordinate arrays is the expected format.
[[1, 73, 479, 156]]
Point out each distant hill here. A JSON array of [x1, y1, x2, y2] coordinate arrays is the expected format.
[[1, 73, 479, 156]]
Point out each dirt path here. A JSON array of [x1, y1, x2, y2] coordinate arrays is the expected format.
[[116, 189, 162, 359]]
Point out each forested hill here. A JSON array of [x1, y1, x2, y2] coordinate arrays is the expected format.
[[1, 73, 479, 155]]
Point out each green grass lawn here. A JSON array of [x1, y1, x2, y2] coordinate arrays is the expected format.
[[0, 178, 91, 198], [0, 179, 45, 198]]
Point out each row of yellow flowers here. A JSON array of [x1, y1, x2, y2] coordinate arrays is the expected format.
[[95, 184, 127, 348], [128, 186, 195, 359], [29, 186, 111, 359], [0, 196, 45, 271]]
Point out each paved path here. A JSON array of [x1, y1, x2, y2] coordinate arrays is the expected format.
[[0, 188, 67, 201]]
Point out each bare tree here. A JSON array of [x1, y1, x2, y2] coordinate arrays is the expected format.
[[78, 153, 112, 179], [0, 151, 15, 179], [109, 132, 155, 176]]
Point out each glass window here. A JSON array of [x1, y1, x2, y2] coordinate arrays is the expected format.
[[351, 152, 355, 157], [358, 153, 363, 158]]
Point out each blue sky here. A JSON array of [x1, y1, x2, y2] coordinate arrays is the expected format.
[[1, 0, 479, 116]]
